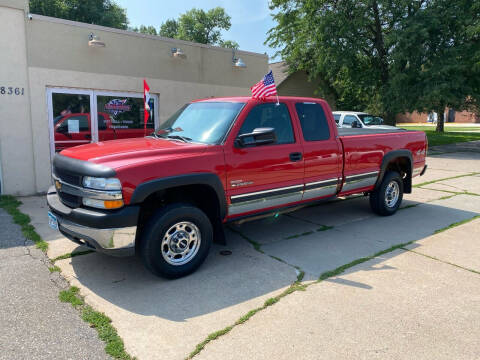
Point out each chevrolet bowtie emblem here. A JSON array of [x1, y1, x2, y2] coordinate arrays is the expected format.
[[55, 180, 62, 191]]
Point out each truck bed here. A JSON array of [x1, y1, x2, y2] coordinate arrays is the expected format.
[[337, 127, 409, 137]]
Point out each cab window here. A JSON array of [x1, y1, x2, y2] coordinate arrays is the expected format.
[[342, 115, 358, 127], [295, 103, 330, 141], [333, 114, 341, 124], [238, 103, 294, 145]]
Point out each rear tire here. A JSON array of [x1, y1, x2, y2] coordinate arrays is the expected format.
[[140, 203, 213, 278], [369, 171, 403, 216]]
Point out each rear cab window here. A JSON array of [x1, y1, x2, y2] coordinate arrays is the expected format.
[[238, 103, 295, 145], [295, 102, 330, 141]]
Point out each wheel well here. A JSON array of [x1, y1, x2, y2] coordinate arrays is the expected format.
[[385, 157, 412, 193], [135, 184, 221, 251]]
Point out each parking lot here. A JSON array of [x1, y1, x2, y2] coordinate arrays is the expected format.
[[18, 142, 480, 360]]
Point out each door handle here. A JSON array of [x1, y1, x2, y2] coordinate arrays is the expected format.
[[289, 152, 302, 162]]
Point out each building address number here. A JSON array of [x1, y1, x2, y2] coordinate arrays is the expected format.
[[0, 87, 25, 95]]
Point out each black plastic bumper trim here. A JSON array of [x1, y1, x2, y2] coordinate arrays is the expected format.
[[47, 187, 139, 229]]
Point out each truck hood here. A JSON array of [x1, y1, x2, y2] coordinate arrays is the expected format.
[[59, 137, 209, 168]]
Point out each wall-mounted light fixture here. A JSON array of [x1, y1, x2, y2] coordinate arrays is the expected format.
[[171, 47, 186, 59], [232, 49, 246, 68], [88, 33, 106, 48]]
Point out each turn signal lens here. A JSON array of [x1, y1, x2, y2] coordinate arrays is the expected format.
[[82, 198, 124, 209], [103, 200, 124, 209]]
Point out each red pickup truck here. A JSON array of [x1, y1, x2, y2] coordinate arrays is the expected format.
[[47, 96, 427, 278], [54, 112, 153, 151]]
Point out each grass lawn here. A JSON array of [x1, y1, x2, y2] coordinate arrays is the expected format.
[[400, 125, 480, 146]]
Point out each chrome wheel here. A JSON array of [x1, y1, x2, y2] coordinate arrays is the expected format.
[[161, 221, 201, 266], [385, 181, 400, 208]]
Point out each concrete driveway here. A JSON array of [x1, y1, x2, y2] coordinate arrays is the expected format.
[[20, 144, 480, 360]]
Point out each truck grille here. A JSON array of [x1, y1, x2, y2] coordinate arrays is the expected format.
[[54, 168, 82, 186], [53, 171, 82, 208], [58, 191, 81, 208]]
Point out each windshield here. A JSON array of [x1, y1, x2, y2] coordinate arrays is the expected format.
[[358, 114, 384, 126], [154, 102, 245, 144]]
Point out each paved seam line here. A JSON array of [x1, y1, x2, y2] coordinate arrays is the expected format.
[[1, 195, 133, 360], [227, 226, 305, 272], [52, 250, 95, 263], [413, 172, 479, 188], [187, 241, 416, 359], [58, 286, 135, 359], [192, 213, 480, 358], [434, 215, 480, 234], [0, 195, 48, 252], [403, 248, 479, 275]]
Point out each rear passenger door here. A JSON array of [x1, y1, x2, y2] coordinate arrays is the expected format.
[[224, 102, 304, 217], [294, 102, 342, 200]]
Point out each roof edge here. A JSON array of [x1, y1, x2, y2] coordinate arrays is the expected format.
[[29, 14, 269, 58]]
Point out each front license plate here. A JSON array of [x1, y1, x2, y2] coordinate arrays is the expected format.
[[48, 211, 59, 230]]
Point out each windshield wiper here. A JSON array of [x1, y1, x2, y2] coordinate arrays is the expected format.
[[166, 135, 192, 143]]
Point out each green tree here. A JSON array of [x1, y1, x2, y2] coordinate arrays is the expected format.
[[131, 25, 158, 35], [159, 7, 239, 48], [267, 0, 478, 129], [159, 19, 179, 38], [29, 0, 128, 30], [267, 0, 405, 121], [218, 40, 240, 49], [387, 0, 480, 132]]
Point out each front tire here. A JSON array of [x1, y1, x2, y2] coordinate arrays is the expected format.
[[369, 171, 403, 216], [140, 203, 213, 278]]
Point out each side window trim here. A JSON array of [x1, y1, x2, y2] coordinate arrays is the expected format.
[[295, 102, 331, 142], [236, 102, 296, 146]]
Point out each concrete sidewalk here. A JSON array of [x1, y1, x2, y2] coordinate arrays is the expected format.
[[0, 209, 109, 360], [197, 226, 480, 360]]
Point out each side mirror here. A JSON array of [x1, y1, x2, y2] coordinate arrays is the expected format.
[[351, 120, 361, 128], [235, 127, 276, 147]]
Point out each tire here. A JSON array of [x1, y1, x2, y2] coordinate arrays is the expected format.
[[369, 171, 403, 216], [139, 203, 213, 278]]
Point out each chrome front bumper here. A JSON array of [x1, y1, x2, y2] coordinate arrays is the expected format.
[[47, 187, 138, 257], [57, 214, 137, 256]]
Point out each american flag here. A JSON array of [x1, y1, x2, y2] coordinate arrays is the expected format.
[[250, 70, 278, 99]]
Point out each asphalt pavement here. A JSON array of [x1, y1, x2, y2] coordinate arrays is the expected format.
[[0, 208, 109, 360]]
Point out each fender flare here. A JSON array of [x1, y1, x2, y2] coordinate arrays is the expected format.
[[375, 150, 413, 192], [129, 173, 227, 219]]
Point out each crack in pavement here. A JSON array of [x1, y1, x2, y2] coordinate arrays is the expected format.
[[403, 248, 479, 275]]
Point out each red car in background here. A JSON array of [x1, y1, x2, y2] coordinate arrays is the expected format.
[[54, 112, 153, 151]]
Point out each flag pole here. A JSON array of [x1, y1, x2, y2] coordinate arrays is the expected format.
[[275, 94, 280, 106]]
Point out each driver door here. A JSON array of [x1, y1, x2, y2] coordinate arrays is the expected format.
[[224, 102, 304, 218]]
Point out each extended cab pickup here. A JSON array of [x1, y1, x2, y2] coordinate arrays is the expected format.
[[47, 96, 428, 278]]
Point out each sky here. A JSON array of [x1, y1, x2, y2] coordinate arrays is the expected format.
[[115, 0, 281, 60]]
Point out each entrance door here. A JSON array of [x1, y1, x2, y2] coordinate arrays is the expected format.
[[95, 91, 157, 142], [48, 89, 94, 153], [48, 88, 159, 157]]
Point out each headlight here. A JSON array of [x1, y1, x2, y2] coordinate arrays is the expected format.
[[83, 177, 122, 191]]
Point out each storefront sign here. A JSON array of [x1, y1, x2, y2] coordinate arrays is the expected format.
[[104, 99, 131, 116]]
